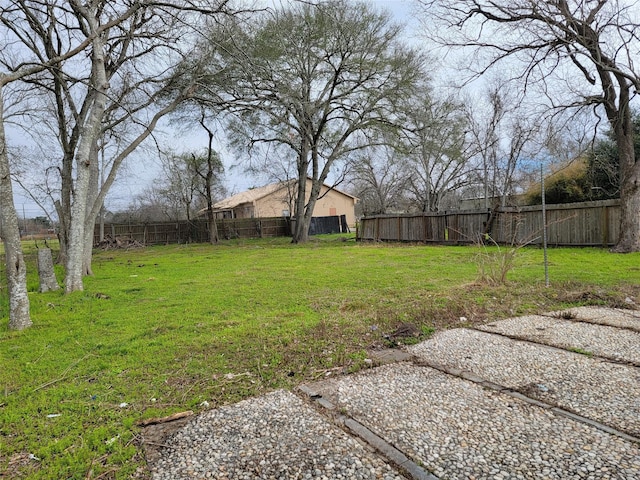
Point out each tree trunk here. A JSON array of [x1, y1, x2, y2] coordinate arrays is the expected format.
[[208, 213, 218, 244], [612, 117, 640, 252], [65, 34, 108, 293], [483, 158, 490, 210], [291, 145, 310, 243], [82, 225, 94, 276], [82, 140, 100, 276], [54, 107, 77, 265], [301, 193, 319, 240], [99, 205, 105, 242], [37, 248, 60, 292], [55, 199, 70, 266], [295, 176, 325, 243], [0, 91, 31, 329], [292, 172, 308, 243], [206, 166, 218, 244], [66, 145, 92, 291], [206, 186, 219, 244]]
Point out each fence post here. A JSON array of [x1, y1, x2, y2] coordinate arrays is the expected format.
[[602, 205, 609, 247], [423, 214, 428, 242], [444, 214, 449, 242]]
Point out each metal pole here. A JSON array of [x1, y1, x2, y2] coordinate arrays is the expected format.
[[541, 164, 549, 287]]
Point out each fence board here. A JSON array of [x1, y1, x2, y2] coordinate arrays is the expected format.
[[93, 217, 290, 246], [357, 200, 621, 247]]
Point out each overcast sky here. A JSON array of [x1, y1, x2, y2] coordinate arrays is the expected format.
[[9, 0, 423, 218], [105, 0, 423, 212]]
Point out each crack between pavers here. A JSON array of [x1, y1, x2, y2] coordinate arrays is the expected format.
[[540, 312, 640, 334], [411, 357, 640, 445], [296, 385, 439, 480], [471, 326, 640, 368]]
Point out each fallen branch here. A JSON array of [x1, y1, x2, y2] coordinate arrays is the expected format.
[[136, 410, 194, 427], [97, 234, 144, 250], [33, 354, 94, 392]]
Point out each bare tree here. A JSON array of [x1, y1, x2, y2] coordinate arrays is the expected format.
[[418, 0, 640, 252], [0, 1, 108, 329], [3, 1, 235, 291], [7, 145, 58, 227], [208, 0, 425, 242], [465, 85, 543, 208], [194, 111, 226, 243], [158, 152, 201, 221], [0, 84, 31, 329], [464, 86, 506, 209], [131, 185, 183, 222], [403, 93, 474, 212], [158, 145, 226, 224], [349, 142, 408, 215]]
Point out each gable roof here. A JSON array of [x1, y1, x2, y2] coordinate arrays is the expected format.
[[213, 178, 358, 211], [213, 181, 290, 210]]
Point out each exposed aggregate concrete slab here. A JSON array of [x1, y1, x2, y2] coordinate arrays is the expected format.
[[409, 329, 640, 437], [326, 362, 640, 480], [150, 390, 406, 480], [146, 309, 640, 480], [556, 306, 640, 331], [477, 315, 640, 364]]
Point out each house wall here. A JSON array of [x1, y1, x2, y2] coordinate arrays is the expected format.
[[252, 179, 357, 226], [253, 185, 293, 218], [314, 183, 357, 227], [231, 202, 256, 219]]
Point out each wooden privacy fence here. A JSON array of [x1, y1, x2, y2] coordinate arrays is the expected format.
[[93, 217, 290, 246], [306, 215, 350, 235], [357, 199, 621, 247]]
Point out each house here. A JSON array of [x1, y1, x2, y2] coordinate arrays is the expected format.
[[210, 178, 358, 227]]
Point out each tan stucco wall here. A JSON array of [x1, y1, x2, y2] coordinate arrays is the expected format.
[[253, 185, 292, 218], [251, 180, 357, 226], [314, 184, 357, 227]]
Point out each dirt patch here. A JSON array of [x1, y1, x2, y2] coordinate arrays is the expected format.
[[367, 348, 414, 365], [1, 452, 40, 478], [141, 417, 192, 465], [557, 288, 638, 309], [518, 381, 556, 399]]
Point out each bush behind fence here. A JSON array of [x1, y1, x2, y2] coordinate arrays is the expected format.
[[357, 200, 621, 247]]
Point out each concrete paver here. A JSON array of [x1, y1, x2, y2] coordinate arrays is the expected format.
[[149, 390, 407, 479], [561, 306, 640, 331], [477, 315, 640, 364], [409, 328, 640, 437], [146, 308, 640, 479], [316, 363, 640, 480]]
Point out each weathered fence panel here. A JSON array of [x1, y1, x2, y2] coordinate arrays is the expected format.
[[308, 215, 346, 235], [288, 215, 351, 236], [357, 200, 621, 247], [94, 217, 290, 246]]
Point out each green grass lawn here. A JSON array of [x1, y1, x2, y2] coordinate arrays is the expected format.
[[1, 236, 639, 478]]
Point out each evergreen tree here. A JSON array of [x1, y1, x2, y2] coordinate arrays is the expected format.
[[587, 113, 640, 200]]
